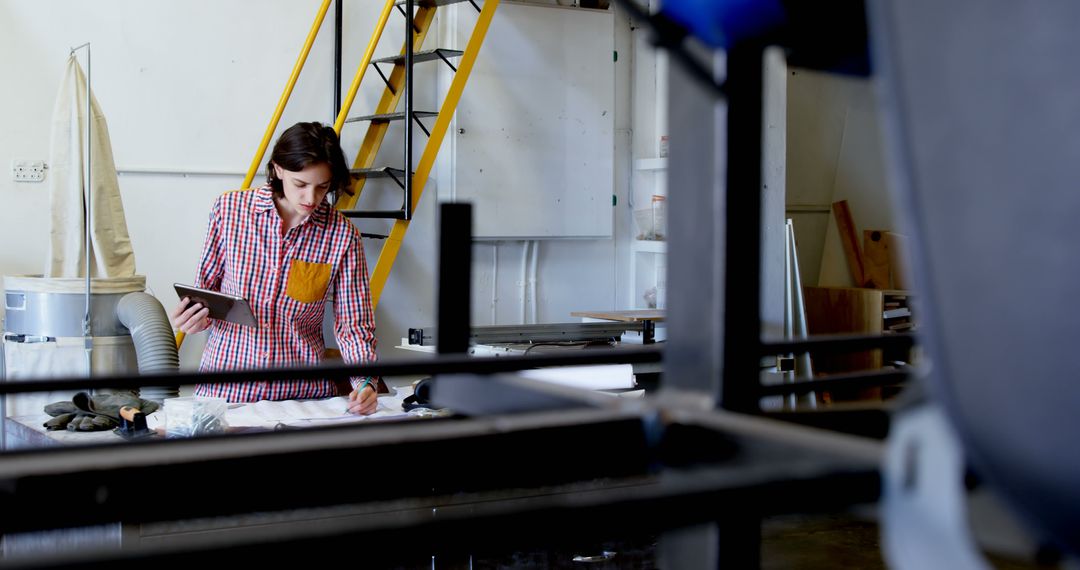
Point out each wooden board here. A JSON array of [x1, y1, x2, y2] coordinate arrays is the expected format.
[[863, 229, 892, 289], [802, 286, 884, 374], [570, 309, 666, 323], [832, 201, 867, 287], [885, 232, 913, 290]]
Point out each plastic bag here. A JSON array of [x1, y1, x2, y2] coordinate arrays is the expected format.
[[164, 396, 228, 438]]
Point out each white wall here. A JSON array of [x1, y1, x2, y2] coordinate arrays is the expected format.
[[785, 68, 895, 288], [0, 0, 654, 367]]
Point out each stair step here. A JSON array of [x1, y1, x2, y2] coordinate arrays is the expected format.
[[341, 209, 409, 220], [372, 49, 464, 66], [346, 111, 439, 124], [350, 167, 408, 180], [397, 0, 475, 7]]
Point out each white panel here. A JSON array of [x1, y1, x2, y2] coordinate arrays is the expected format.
[[450, 3, 615, 239]]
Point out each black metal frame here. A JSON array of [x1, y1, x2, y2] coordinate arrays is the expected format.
[[0, 383, 881, 567], [437, 203, 472, 354], [0, 350, 903, 404], [407, 321, 655, 346], [0, 349, 662, 397], [403, 0, 415, 221], [333, 0, 343, 119], [720, 41, 765, 413]]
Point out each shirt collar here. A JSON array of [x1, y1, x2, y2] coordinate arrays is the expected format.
[[253, 185, 331, 228], [253, 185, 276, 213], [309, 198, 331, 228]]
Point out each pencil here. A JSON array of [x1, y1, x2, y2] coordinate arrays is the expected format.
[[347, 378, 372, 414]]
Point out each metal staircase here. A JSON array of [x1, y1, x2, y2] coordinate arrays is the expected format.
[[241, 0, 500, 307]]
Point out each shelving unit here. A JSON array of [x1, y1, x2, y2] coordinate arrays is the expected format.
[[629, 240, 667, 309], [629, 155, 668, 309], [633, 157, 668, 171], [802, 286, 915, 373]]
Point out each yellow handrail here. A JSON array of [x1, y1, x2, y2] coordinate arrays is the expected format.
[[334, 0, 397, 134], [241, 0, 334, 189]]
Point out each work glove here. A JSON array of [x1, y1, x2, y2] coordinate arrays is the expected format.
[[43, 392, 160, 432]]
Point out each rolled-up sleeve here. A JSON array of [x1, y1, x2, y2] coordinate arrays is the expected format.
[[333, 232, 378, 390], [195, 197, 225, 292]]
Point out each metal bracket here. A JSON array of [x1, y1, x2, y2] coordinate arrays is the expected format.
[[435, 49, 459, 72], [411, 112, 432, 138], [395, 4, 422, 34], [385, 169, 407, 190], [371, 63, 397, 96]]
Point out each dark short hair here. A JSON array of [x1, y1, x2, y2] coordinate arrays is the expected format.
[[266, 122, 353, 199]]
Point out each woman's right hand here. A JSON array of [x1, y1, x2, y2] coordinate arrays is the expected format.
[[171, 297, 211, 334]]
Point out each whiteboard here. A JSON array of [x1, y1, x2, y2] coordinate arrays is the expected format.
[[445, 3, 615, 239]]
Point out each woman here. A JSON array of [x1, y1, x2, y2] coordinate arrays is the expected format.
[[171, 122, 378, 415]]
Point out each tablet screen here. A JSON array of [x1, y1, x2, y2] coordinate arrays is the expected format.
[[173, 284, 258, 328]]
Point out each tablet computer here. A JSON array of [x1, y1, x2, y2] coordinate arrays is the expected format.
[[173, 284, 258, 328]]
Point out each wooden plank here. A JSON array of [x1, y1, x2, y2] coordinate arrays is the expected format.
[[832, 200, 867, 287], [863, 229, 892, 289], [570, 309, 666, 322], [884, 232, 913, 290]]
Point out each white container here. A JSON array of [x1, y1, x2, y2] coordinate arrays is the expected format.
[[633, 196, 667, 241]]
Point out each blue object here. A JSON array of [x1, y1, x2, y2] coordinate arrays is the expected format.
[[662, 0, 786, 48]]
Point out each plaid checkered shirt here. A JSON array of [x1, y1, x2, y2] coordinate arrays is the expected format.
[[192, 185, 377, 402]]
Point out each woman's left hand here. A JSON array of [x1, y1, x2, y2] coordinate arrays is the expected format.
[[346, 383, 378, 415]]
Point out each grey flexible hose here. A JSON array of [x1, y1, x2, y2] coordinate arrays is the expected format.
[[117, 292, 179, 402]]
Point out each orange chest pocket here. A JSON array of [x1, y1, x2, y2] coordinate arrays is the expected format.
[[285, 259, 333, 304]]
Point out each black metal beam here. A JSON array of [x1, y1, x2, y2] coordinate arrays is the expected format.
[[720, 41, 765, 414], [10, 466, 878, 568], [757, 368, 909, 397], [0, 409, 653, 536], [0, 348, 663, 396], [437, 203, 472, 354], [0, 396, 881, 555], [765, 407, 893, 440], [404, 0, 415, 221], [333, 0, 343, 119], [760, 333, 915, 355]]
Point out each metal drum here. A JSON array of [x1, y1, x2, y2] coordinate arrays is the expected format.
[[2, 275, 146, 418]]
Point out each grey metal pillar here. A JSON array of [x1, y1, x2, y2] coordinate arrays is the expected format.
[[662, 43, 726, 398]]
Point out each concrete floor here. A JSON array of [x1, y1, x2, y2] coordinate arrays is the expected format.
[[761, 513, 1061, 570], [458, 512, 1062, 569]]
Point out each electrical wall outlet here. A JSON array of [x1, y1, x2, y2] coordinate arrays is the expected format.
[[12, 160, 46, 183]]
